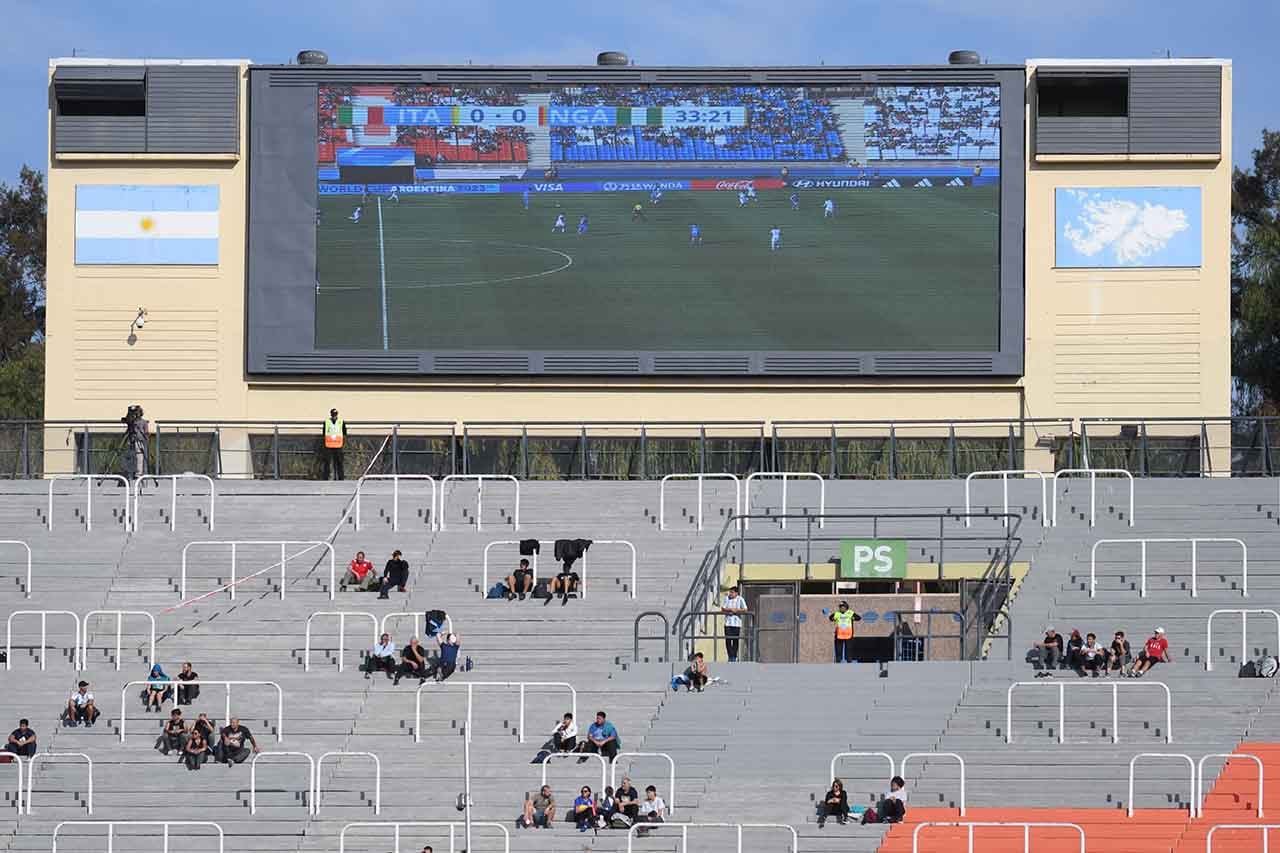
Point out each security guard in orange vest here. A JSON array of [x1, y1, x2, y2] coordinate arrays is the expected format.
[[322, 408, 347, 480], [829, 600, 863, 664]]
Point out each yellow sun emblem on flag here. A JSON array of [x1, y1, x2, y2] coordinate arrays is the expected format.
[[139, 216, 156, 232]]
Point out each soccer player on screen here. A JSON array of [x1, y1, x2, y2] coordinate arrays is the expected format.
[[348, 206, 363, 224], [770, 226, 781, 251], [823, 198, 836, 218], [790, 192, 800, 211], [650, 188, 663, 206], [690, 223, 702, 246], [522, 188, 531, 210], [632, 203, 646, 222], [387, 188, 399, 204], [577, 215, 589, 236], [553, 213, 566, 234], [746, 184, 757, 202], [738, 191, 748, 208]]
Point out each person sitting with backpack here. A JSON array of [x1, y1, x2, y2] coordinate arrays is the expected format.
[[505, 559, 535, 601], [817, 777, 849, 828], [573, 786, 599, 833], [862, 776, 907, 824]]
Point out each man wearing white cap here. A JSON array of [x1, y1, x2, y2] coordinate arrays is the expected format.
[[1131, 627, 1170, 677]]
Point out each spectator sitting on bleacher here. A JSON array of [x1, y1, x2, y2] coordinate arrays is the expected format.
[[817, 777, 849, 827], [396, 637, 428, 685], [519, 784, 556, 828], [183, 728, 211, 771], [506, 559, 534, 600], [341, 550, 379, 592], [548, 564, 580, 606], [368, 633, 397, 680], [584, 711, 620, 761], [193, 712, 216, 744], [66, 681, 99, 727], [615, 776, 640, 822], [638, 785, 666, 823], [176, 661, 200, 706], [215, 717, 259, 765], [1131, 627, 1170, 677], [551, 712, 578, 752], [378, 550, 409, 598], [1065, 630, 1085, 671], [424, 632, 461, 682], [684, 652, 709, 692], [1081, 633, 1107, 677], [1107, 631, 1133, 675], [5, 718, 36, 757], [573, 785, 599, 832], [1032, 627, 1065, 676], [155, 708, 188, 756], [863, 776, 907, 824], [599, 786, 617, 822], [145, 664, 173, 712]]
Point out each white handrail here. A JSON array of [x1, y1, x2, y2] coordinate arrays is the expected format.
[[1128, 753, 1194, 817], [660, 474, 741, 531], [317, 751, 382, 815], [1197, 754, 1263, 819], [964, 470, 1049, 528], [580, 539, 638, 599], [180, 540, 335, 601], [625, 822, 797, 853], [912, 822, 1085, 853], [339, 821, 510, 853], [27, 752, 92, 815], [1091, 538, 1248, 598], [6, 754, 22, 814], [829, 751, 895, 788], [1052, 468, 1134, 527], [81, 610, 156, 672], [133, 474, 215, 532], [541, 751, 606, 793], [415, 680, 577, 744], [1206, 824, 1280, 853], [744, 472, 824, 530], [355, 474, 437, 532], [379, 611, 453, 641], [0, 540, 32, 599], [120, 680, 284, 743], [900, 752, 966, 817], [1205, 609, 1280, 671], [47, 474, 130, 532], [611, 752, 677, 815], [304, 611, 378, 672], [52, 821, 224, 853], [5, 610, 81, 671], [482, 541, 537, 596], [1006, 680, 1172, 744], [440, 474, 520, 531], [250, 751, 315, 815]]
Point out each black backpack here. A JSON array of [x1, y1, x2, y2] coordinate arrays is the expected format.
[[424, 609, 448, 635], [1240, 660, 1259, 678], [532, 578, 552, 599]]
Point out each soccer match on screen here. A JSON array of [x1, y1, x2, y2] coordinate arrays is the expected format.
[[315, 83, 1001, 352]]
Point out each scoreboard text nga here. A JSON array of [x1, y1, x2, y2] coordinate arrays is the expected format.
[[336, 104, 748, 129]]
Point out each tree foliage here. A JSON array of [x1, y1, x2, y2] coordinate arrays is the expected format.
[[1232, 130, 1280, 414], [0, 165, 46, 418]]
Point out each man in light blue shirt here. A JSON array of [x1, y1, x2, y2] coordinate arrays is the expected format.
[[585, 711, 621, 760], [720, 586, 747, 662], [369, 633, 396, 680]]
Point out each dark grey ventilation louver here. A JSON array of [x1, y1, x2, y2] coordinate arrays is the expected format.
[[872, 355, 994, 375], [763, 355, 863, 375], [265, 354, 421, 373], [653, 356, 751, 374], [432, 354, 531, 373], [542, 355, 641, 374]]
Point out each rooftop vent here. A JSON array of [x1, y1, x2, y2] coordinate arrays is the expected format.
[[297, 50, 329, 66], [948, 50, 981, 65], [597, 51, 629, 66]]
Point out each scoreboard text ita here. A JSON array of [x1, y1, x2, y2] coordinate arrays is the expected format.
[[336, 104, 749, 129]]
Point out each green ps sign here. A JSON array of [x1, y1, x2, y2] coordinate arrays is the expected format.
[[840, 539, 908, 579]]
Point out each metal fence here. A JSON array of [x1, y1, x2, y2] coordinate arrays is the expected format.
[[1, 416, 1271, 480]]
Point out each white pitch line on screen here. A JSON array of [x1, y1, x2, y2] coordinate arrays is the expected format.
[[320, 239, 573, 291], [377, 197, 389, 351]]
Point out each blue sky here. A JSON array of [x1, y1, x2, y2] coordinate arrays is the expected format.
[[1, 0, 1275, 182]]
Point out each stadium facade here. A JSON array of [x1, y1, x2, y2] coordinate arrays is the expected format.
[[41, 56, 1231, 475]]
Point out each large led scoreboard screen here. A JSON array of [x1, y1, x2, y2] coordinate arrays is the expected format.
[[313, 81, 1006, 355]]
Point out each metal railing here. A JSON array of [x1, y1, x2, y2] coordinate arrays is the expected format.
[[439, 474, 519, 531], [1052, 468, 1134, 527], [354, 474, 436, 532], [829, 751, 895, 788], [891, 610, 966, 661], [626, 822, 797, 853], [317, 751, 382, 815], [964, 469, 1049, 528], [339, 821, 509, 853], [1205, 824, 1280, 853], [633, 611, 671, 663], [611, 752, 677, 815], [27, 752, 92, 815], [580, 539, 637, 599], [743, 471, 824, 529], [133, 473, 215, 531], [5, 610, 81, 671], [51, 821, 223, 853], [540, 751, 606, 793], [5, 754, 22, 814], [912, 822, 1085, 853], [1128, 753, 1194, 817], [119, 680, 284, 743], [1205, 609, 1280, 671], [659, 473, 741, 531], [47, 474, 130, 531], [1197, 754, 1263, 819], [304, 612, 378, 672], [1091, 538, 1248, 598], [250, 751, 315, 815], [379, 611, 453, 641], [415, 681, 577, 744], [1006, 680, 1172, 744], [82, 610, 156, 672], [1, 540, 32, 598], [180, 540, 336, 601], [826, 751, 965, 816]]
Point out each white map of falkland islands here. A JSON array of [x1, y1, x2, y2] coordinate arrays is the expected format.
[[1055, 186, 1202, 268]]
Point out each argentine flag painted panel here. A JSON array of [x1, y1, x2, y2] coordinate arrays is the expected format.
[[75, 185, 219, 265]]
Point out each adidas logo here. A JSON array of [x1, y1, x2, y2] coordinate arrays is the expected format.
[[945, 177, 965, 187], [882, 178, 901, 188], [914, 178, 934, 188]]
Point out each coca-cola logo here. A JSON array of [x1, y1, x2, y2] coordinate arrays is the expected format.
[[714, 180, 753, 190]]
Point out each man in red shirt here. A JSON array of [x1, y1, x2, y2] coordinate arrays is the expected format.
[[1131, 627, 1170, 677], [341, 550, 378, 592]]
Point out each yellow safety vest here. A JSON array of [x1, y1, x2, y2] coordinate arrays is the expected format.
[[833, 610, 855, 640], [323, 418, 345, 449]]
